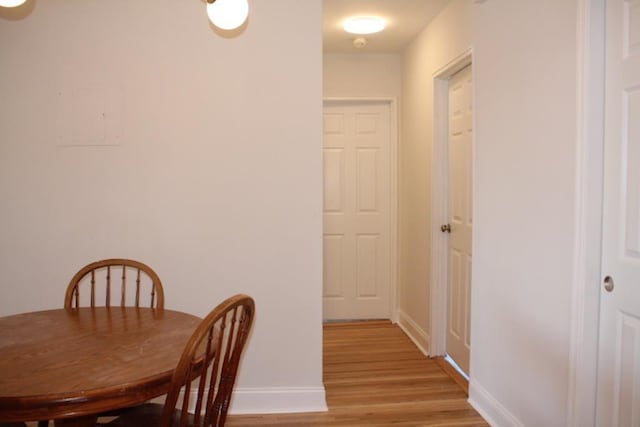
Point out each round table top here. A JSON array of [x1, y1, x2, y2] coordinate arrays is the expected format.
[[0, 307, 201, 422]]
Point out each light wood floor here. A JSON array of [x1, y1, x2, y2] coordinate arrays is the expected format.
[[226, 321, 488, 426]]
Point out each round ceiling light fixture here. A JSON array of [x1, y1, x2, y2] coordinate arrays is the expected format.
[[343, 16, 386, 35], [0, 0, 27, 7], [206, 0, 249, 30]]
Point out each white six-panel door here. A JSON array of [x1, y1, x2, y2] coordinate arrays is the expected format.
[[597, 0, 640, 425], [323, 101, 391, 320], [446, 64, 473, 375]]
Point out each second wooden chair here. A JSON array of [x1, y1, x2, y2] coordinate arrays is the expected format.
[[102, 294, 255, 427]]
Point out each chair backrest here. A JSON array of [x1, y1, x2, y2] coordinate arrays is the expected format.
[[64, 258, 164, 309], [161, 294, 255, 427]]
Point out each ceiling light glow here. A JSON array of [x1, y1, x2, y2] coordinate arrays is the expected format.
[[0, 0, 27, 7], [343, 17, 385, 35]]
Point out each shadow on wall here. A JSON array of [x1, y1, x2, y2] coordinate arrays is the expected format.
[[209, 16, 249, 38]]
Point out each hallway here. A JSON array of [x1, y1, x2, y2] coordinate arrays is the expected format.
[[227, 321, 488, 426]]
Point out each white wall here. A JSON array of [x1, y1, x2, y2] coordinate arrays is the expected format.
[[323, 53, 401, 98], [470, 1, 578, 426], [400, 1, 582, 425], [398, 0, 472, 354], [0, 0, 326, 414]]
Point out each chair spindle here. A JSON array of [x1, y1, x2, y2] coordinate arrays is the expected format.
[[121, 266, 126, 307]]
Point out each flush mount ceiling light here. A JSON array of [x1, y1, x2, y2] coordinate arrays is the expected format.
[[343, 16, 385, 35], [0, 0, 27, 7], [206, 0, 249, 30]]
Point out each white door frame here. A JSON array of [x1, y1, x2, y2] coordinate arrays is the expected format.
[[431, 49, 473, 357], [322, 97, 399, 322], [567, 1, 605, 426], [429, 49, 476, 356]]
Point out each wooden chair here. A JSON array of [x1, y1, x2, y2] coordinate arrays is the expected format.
[[42, 259, 165, 427], [102, 294, 255, 427], [64, 258, 164, 309]]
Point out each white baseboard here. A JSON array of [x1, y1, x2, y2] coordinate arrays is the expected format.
[[396, 309, 431, 356], [154, 386, 327, 416], [229, 386, 328, 415], [468, 379, 523, 427]]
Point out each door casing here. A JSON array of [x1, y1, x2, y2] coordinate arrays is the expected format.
[[567, 1, 605, 426], [431, 49, 473, 358]]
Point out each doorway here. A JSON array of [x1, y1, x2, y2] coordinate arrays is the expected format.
[[322, 99, 398, 321], [431, 51, 474, 377]]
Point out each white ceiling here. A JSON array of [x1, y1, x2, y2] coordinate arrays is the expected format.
[[323, 0, 451, 53]]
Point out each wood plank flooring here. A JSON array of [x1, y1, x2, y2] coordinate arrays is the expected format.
[[226, 321, 488, 426]]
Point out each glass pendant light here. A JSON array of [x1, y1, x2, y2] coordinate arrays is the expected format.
[[206, 0, 249, 30], [0, 0, 28, 7]]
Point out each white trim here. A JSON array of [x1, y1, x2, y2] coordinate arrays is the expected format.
[[433, 49, 474, 80], [430, 48, 473, 357], [173, 386, 328, 415], [322, 97, 400, 322], [229, 387, 328, 414], [388, 98, 400, 323], [567, 1, 605, 426], [397, 308, 431, 356], [469, 379, 525, 427]]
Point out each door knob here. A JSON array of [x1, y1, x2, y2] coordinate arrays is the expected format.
[[603, 276, 614, 292], [441, 224, 451, 233]]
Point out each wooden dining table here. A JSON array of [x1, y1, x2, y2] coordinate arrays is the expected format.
[[0, 307, 201, 427]]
